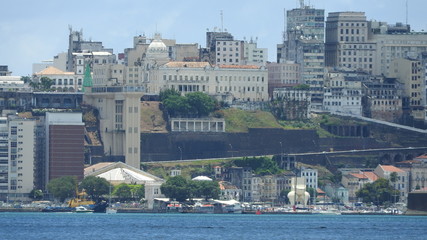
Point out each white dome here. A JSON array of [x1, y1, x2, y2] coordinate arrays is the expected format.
[[192, 176, 213, 181], [148, 33, 167, 52]]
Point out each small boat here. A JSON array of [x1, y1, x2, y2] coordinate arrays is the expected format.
[[106, 207, 117, 214], [105, 180, 117, 214], [75, 206, 94, 213]]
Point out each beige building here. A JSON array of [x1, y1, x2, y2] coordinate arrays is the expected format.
[[153, 62, 268, 102], [396, 155, 427, 192], [251, 175, 278, 203], [34, 66, 82, 92], [374, 164, 409, 203], [388, 58, 425, 120], [326, 11, 427, 76], [325, 12, 375, 73], [124, 34, 199, 67], [93, 35, 269, 102], [83, 86, 143, 169], [267, 62, 301, 96], [342, 171, 378, 202]]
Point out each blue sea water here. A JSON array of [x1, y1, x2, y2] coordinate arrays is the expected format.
[[0, 213, 426, 240]]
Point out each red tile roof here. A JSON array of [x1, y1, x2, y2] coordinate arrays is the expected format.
[[164, 62, 210, 68], [316, 188, 325, 194], [217, 65, 261, 69], [350, 173, 368, 179], [380, 165, 405, 173], [415, 154, 427, 159], [361, 171, 379, 181]]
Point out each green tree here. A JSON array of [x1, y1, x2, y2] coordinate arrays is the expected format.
[[389, 172, 398, 185], [79, 176, 110, 201], [29, 81, 40, 90], [189, 180, 220, 200], [186, 92, 216, 117], [163, 94, 190, 117], [40, 77, 54, 91], [293, 84, 310, 90], [233, 156, 282, 176], [113, 183, 132, 201], [160, 175, 191, 202], [328, 171, 343, 184], [130, 184, 145, 199], [159, 88, 181, 101], [21, 76, 31, 84], [389, 172, 399, 204], [356, 178, 399, 205], [47, 176, 77, 202], [29, 189, 43, 200]]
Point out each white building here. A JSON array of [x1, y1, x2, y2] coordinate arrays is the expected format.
[[0, 114, 37, 202], [243, 39, 268, 66], [0, 76, 27, 92], [85, 161, 164, 209], [300, 167, 318, 190], [323, 72, 363, 115]]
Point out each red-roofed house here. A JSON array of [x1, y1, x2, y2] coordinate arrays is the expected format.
[[218, 181, 241, 200], [342, 172, 377, 202], [374, 164, 409, 203]]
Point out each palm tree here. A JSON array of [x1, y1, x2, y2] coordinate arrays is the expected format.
[[390, 172, 398, 205]]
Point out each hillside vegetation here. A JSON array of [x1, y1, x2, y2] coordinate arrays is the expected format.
[[218, 108, 283, 132]]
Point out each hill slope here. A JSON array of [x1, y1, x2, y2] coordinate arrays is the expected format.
[[219, 108, 283, 132]]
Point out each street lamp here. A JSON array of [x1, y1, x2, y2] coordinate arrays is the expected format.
[[178, 147, 182, 160], [279, 141, 283, 166]]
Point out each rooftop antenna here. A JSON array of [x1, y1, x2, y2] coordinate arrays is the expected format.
[[405, 0, 408, 26], [220, 10, 224, 32]]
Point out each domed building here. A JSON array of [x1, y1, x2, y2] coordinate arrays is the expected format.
[[145, 33, 169, 66]]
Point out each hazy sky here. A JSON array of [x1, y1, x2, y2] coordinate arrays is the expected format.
[[1, 0, 426, 76]]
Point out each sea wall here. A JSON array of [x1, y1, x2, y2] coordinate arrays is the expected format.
[[141, 128, 320, 162]]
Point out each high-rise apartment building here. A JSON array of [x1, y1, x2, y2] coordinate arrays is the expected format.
[[45, 112, 85, 182], [0, 66, 11, 76], [0, 113, 37, 202], [325, 12, 427, 76], [325, 12, 375, 73], [278, 1, 325, 110], [389, 58, 425, 120]]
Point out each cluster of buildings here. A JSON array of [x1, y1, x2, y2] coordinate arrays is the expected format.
[[20, 1, 427, 125], [1, 1, 427, 204], [211, 165, 318, 204], [210, 154, 427, 206], [0, 111, 85, 202], [341, 155, 427, 205]]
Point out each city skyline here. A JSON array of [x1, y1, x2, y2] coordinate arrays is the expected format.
[[1, 0, 426, 76]]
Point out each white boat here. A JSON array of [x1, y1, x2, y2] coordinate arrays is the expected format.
[[106, 207, 117, 214], [316, 208, 341, 215], [75, 206, 94, 213], [106, 178, 117, 214]]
